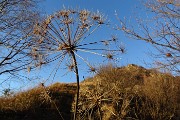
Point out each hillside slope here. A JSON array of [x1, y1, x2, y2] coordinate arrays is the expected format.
[[0, 64, 179, 120]]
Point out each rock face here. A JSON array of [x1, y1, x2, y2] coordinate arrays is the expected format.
[[0, 64, 179, 120]]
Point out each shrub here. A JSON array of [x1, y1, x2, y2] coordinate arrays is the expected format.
[[78, 64, 180, 120]]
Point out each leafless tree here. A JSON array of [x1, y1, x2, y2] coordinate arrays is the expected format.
[[116, 0, 179, 74], [0, 0, 40, 79], [32, 8, 124, 120]]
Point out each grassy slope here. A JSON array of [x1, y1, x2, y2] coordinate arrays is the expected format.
[[0, 64, 179, 120], [0, 83, 76, 120]]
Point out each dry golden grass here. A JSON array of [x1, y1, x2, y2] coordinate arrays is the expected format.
[[0, 83, 76, 120], [78, 64, 180, 120], [138, 73, 179, 120], [0, 64, 179, 120]]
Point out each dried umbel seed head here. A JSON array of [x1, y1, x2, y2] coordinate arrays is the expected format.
[[112, 35, 118, 42], [119, 45, 126, 53], [27, 43, 31, 46], [56, 13, 61, 18], [98, 18, 105, 24], [79, 10, 90, 21], [103, 41, 109, 46], [92, 15, 100, 20], [122, 26, 126, 30], [63, 18, 73, 24], [57, 43, 69, 51], [33, 23, 41, 35], [92, 11, 106, 24], [60, 28, 64, 31], [32, 47, 38, 52], [45, 16, 52, 25], [89, 67, 96, 73], [70, 9, 76, 14], [32, 53, 38, 59], [122, 26, 130, 32], [34, 23, 48, 36], [166, 53, 172, 57], [59, 10, 70, 17], [106, 53, 114, 60], [120, 47, 125, 53], [68, 64, 75, 71], [80, 10, 90, 16], [80, 23, 89, 29], [35, 61, 45, 67]]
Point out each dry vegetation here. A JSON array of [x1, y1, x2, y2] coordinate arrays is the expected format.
[[0, 83, 76, 120], [78, 64, 180, 120], [0, 64, 179, 120]]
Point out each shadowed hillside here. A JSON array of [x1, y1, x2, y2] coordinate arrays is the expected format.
[[0, 64, 179, 120], [0, 83, 76, 120]]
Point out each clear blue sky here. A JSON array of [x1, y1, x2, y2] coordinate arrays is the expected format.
[[39, 0, 155, 65], [1, 0, 158, 94], [38, 0, 156, 79]]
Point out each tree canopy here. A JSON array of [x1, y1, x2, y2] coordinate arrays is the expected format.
[[0, 0, 40, 78], [116, 0, 180, 74]]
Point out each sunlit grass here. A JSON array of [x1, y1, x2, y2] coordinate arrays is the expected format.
[[0, 64, 179, 120]]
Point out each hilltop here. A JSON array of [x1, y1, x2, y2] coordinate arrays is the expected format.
[[0, 64, 179, 120]]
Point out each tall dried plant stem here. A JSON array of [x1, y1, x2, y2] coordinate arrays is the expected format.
[[71, 51, 80, 120], [31, 9, 124, 119]]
